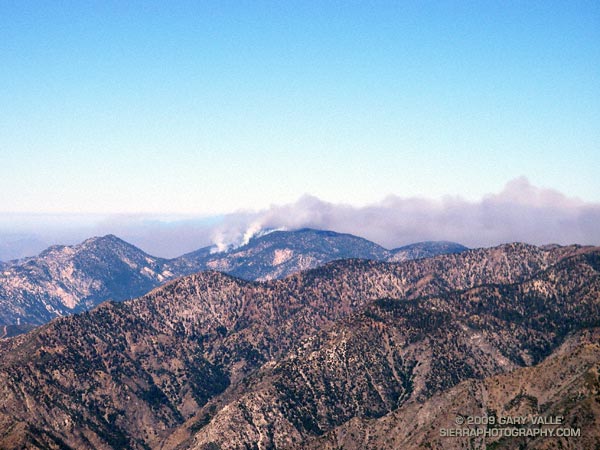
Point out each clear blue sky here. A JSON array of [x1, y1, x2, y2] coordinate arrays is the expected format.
[[1, 1, 598, 214]]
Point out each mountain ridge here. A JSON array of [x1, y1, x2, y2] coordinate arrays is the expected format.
[[0, 228, 467, 329], [183, 249, 600, 449], [306, 327, 600, 450], [0, 243, 598, 449]]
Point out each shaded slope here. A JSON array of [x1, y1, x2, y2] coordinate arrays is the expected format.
[[0, 244, 596, 449], [308, 328, 600, 450], [186, 251, 600, 449]]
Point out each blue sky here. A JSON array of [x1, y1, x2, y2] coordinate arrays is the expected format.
[[1, 1, 599, 215]]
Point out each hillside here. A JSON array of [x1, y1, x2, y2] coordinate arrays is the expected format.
[[0, 229, 466, 328], [0, 243, 597, 449]]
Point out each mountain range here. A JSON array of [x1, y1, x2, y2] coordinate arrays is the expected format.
[[0, 241, 598, 449], [0, 229, 466, 331]]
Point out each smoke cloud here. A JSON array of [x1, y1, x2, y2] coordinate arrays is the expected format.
[[1, 177, 598, 260], [210, 177, 600, 250]]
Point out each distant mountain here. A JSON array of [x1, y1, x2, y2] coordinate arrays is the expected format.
[[0, 243, 597, 449], [180, 228, 391, 281], [388, 240, 468, 262], [0, 234, 49, 262], [0, 229, 467, 329], [0, 235, 187, 327]]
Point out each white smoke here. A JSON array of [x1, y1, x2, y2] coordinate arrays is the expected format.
[[241, 221, 265, 247], [209, 177, 600, 250], [209, 217, 286, 253], [1, 177, 599, 260]]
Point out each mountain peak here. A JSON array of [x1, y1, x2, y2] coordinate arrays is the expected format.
[[82, 234, 128, 246]]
